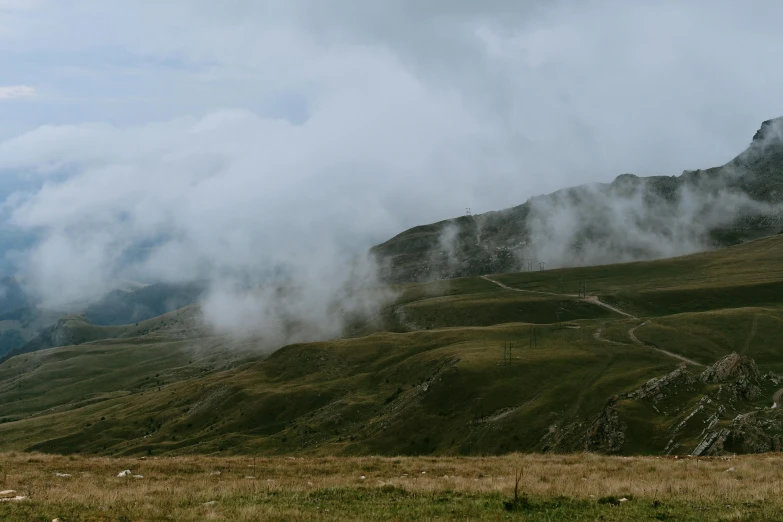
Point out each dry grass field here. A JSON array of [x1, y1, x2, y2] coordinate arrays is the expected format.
[[2, 452, 783, 520]]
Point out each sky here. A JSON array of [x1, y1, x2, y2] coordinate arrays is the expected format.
[[1, 1, 783, 329]]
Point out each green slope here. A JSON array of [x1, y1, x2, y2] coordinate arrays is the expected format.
[[2, 236, 783, 457]]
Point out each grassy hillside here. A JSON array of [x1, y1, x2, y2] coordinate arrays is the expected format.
[[4, 452, 783, 521], [492, 234, 783, 317], [0, 321, 675, 456], [1, 236, 783, 457]]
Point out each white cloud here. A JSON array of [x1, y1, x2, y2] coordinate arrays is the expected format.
[[0, 85, 35, 99], [1, 1, 783, 342]]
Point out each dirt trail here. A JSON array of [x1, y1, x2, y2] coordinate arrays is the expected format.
[[481, 275, 636, 318], [584, 296, 636, 318], [628, 321, 704, 367], [742, 315, 759, 354], [481, 274, 706, 368], [480, 275, 577, 297]]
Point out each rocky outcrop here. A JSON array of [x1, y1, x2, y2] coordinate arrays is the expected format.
[[694, 412, 783, 456], [700, 353, 760, 383], [560, 353, 783, 456], [584, 397, 626, 454], [700, 353, 762, 402], [691, 428, 731, 456], [628, 364, 697, 403]]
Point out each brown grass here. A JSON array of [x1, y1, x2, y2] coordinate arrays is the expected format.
[[2, 452, 783, 520]]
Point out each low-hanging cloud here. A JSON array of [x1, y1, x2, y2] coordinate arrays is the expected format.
[[2, 2, 783, 344], [522, 179, 780, 269], [0, 85, 493, 343]]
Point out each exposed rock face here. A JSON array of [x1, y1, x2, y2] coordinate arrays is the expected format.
[[692, 429, 731, 456], [584, 398, 626, 454], [628, 364, 696, 403], [701, 353, 760, 383], [696, 412, 783, 456], [548, 353, 783, 456], [700, 353, 762, 402], [752, 117, 783, 143]]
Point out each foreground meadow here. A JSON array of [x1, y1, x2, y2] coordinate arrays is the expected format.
[[2, 452, 783, 520]]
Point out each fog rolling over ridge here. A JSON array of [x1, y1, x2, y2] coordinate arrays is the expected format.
[[374, 117, 783, 283], [2, 2, 783, 344]]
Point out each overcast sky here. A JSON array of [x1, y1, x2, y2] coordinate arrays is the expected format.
[[1, 0, 783, 306]]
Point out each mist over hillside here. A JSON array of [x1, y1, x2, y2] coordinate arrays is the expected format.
[[3, 1, 783, 357], [372, 117, 783, 283], [0, 280, 207, 360]]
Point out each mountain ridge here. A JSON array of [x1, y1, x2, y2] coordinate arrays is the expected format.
[[371, 117, 783, 283]]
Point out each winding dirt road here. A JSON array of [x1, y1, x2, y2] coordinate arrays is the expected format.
[[583, 296, 636, 318], [628, 321, 704, 367], [480, 275, 577, 297], [481, 273, 705, 367], [480, 275, 635, 317], [742, 315, 760, 354]]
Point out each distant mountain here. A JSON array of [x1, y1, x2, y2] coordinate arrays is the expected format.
[[0, 281, 205, 360], [372, 117, 783, 283], [83, 282, 205, 326]]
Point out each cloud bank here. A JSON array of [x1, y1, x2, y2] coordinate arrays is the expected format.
[[1, 1, 783, 343]]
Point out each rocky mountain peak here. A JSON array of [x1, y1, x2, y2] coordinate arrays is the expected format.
[[752, 117, 783, 144]]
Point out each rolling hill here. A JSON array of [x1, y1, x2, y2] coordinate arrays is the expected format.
[[2, 235, 783, 457]]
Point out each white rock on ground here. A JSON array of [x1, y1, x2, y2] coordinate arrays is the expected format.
[[0, 490, 27, 502], [55, 473, 72, 477], [117, 470, 132, 477]]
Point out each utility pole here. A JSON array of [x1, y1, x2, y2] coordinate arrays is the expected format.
[[500, 342, 514, 365]]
